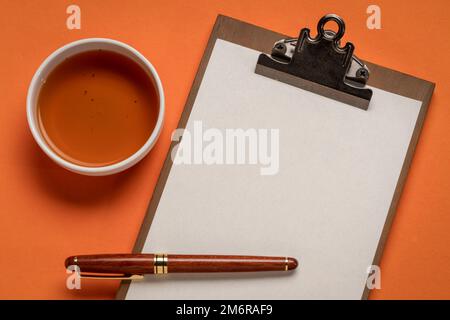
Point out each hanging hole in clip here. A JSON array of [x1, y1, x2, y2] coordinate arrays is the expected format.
[[317, 14, 346, 42]]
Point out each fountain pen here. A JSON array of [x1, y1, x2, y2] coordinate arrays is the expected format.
[[65, 253, 299, 280]]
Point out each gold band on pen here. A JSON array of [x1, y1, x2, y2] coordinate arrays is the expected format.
[[284, 257, 288, 271], [153, 253, 168, 274]]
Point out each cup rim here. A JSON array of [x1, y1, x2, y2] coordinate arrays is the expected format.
[[26, 38, 165, 175]]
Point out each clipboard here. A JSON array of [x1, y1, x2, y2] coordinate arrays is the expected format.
[[117, 15, 434, 300]]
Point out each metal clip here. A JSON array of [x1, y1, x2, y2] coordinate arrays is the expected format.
[[270, 35, 370, 88], [255, 14, 373, 110], [79, 273, 144, 280]]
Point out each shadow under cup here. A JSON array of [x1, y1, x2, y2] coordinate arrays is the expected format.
[[27, 39, 164, 176]]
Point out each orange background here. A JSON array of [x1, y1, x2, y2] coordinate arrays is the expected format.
[[0, 0, 449, 299]]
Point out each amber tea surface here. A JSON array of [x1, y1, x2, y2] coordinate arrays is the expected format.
[[37, 50, 158, 167]]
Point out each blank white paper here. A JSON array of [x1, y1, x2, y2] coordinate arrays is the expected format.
[[126, 39, 421, 299]]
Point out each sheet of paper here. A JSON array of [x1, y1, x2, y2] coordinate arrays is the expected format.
[[126, 39, 421, 299]]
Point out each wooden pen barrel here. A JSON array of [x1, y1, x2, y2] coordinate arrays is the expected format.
[[66, 254, 154, 275], [167, 255, 297, 273], [65, 254, 298, 275]]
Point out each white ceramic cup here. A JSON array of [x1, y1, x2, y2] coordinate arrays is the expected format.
[[27, 38, 164, 176]]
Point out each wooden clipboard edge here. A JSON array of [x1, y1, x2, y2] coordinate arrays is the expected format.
[[116, 14, 435, 300], [361, 80, 435, 299]]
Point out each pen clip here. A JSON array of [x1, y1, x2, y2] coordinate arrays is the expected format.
[[79, 273, 144, 280]]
